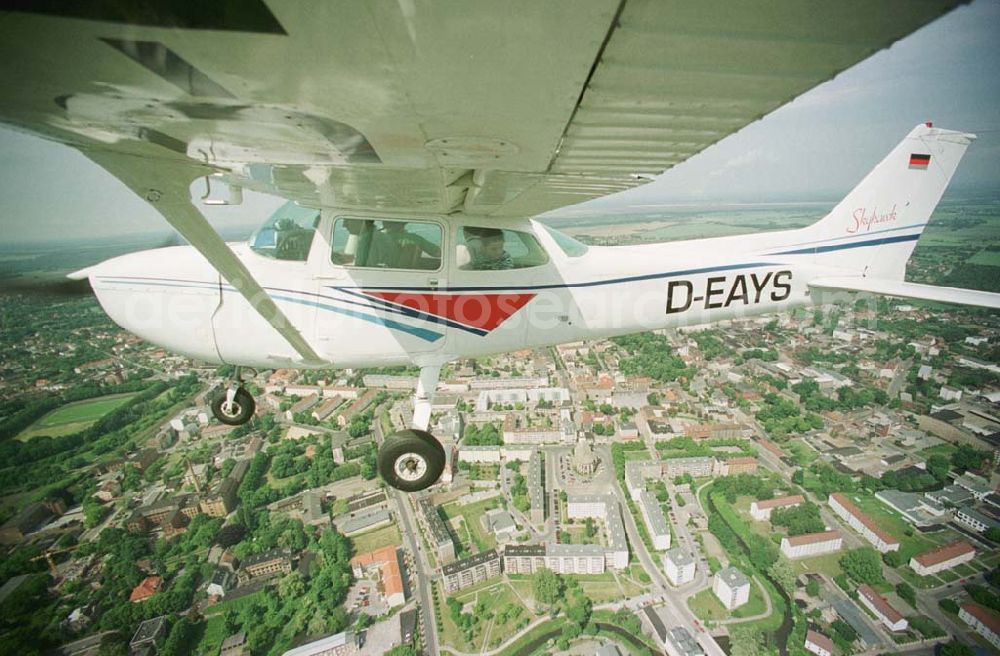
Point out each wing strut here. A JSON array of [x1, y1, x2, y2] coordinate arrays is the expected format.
[[82, 149, 324, 365]]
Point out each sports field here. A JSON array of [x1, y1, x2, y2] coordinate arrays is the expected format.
[[16, 393, 137, 441]]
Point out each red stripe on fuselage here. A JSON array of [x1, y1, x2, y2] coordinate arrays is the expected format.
[[364, 292, 536, 331]]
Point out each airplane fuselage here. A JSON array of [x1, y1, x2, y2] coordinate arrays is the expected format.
[[79, 123, 983, 372], [83, 212, 850, 371]]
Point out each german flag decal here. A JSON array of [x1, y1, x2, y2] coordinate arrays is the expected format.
[[909, 153, 931, 170]]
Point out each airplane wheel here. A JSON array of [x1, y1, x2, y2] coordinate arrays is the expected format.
[[211, 387, 256, 426], [378, 429, 445, 492]]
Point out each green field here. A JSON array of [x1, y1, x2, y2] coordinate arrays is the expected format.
[[441, 496, 501, 554], [16, 393, 137, 440], [788, 551, 843, 580], [349, 524, 402, 555], [968, 249, 1000, 266], [439, 580, 530, 652]]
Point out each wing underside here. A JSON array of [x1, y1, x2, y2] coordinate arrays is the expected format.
[[0, 0, 964, 217]]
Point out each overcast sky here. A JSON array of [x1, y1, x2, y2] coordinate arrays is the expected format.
[[1, 0, 997, 241]]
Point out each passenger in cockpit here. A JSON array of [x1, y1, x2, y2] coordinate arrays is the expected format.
[[464, 227, 513, 270]]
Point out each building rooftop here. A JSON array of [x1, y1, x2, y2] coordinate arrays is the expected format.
[[783, 530, 841, 547], [549, 543, 604, 557], [962, 602, 1000, 635], [830, 493, 899, 546], [667, 627, 704, 656], [280, 630, 356, 656], [131, 615, 167, 644], [858, 584, 904, 624], [716, 566, 749, 589], [754, 494, 804, 510], [340, 507, 391, 534], [442, 549, 499, 576], [220, 632, 247, 651], [913, 540, 975, 567], [805, 630, 833, 654], [665, 548, 695, 568], [417, 497, 453, 545], [129, 576, 162, 602], [832, 599, 880, 646], [642, 606, 667, 643], [504, 544, 545, 557], [486, 509, 516, 534], [242, 547, 293, 568], [637, 492, 669, 535], [930, 408, 962, 422]]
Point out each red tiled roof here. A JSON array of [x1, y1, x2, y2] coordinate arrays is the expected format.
[[727, 457, 757, 465], [350, 546, 403, 600], [913, 540, 974, 567], [129, 575, 162, 602], [805, 630, 834, 653], [830, 493, 900, 546], [963, 603, 1000, 635], [858, 584, 904, 625], [755, 495, 804, 510], [784, 530, 841, 547]]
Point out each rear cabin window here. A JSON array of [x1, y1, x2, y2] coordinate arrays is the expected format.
[[331, 218, 442, 270]]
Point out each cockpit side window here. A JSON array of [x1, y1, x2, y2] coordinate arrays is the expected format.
[[331, 218, 442, 271], [456, 227, 549, 270], [249, 201, 319, 261]]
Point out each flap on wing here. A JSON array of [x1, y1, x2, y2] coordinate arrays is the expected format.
[[809, 277, 1000, 310]]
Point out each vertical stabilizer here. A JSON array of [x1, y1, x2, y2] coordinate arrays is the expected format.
[[790, 124, 974, 279]]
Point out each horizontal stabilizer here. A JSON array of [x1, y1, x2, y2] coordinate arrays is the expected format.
[[809, 277, 1000, 310]]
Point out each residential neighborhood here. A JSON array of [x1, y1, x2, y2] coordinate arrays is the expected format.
[[2, 278, 1000, 656]]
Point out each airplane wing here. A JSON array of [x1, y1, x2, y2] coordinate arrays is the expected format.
[[0, 0, 965, 219], [0, 1, 964, 362]]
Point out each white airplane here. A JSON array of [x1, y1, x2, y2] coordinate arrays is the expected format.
[[1, 2, 996, 491]]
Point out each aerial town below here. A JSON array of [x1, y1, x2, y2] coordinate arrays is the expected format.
[[0, 292, 998, 656]]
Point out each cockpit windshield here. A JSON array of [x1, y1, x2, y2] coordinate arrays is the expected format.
[[249, 201, 320, 261]]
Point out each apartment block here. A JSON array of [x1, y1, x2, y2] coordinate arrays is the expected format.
[[857, 584, 907, 632], [664, 548, 696, 586], [750, 495, 804, 521], [712, 567, 750, 610], [637, 491, 671, 550], [910, 540, 975, 576], [416, 498, 456, 564], [960, 603, 1000, 649], [441, 549, 501, 594], [780, 531, 843, 559], [829, 493, 899, 553]]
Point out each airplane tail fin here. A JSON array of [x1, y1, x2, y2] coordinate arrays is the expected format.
[[787, 123, 975, 280]]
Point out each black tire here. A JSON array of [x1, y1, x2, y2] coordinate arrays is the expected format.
[[210, 387, 256, 426], [378, 429, 446, 492]]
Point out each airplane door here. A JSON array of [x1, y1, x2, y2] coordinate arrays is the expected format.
[[313, 216, 448, 365], [444, 224, 551, 355]]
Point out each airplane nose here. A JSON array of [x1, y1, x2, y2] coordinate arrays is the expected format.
[[81, 246, 225, 364]]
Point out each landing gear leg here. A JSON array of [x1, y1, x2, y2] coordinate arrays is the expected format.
[[210, 366, 256, 426], [378, 364, 446, 492]]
